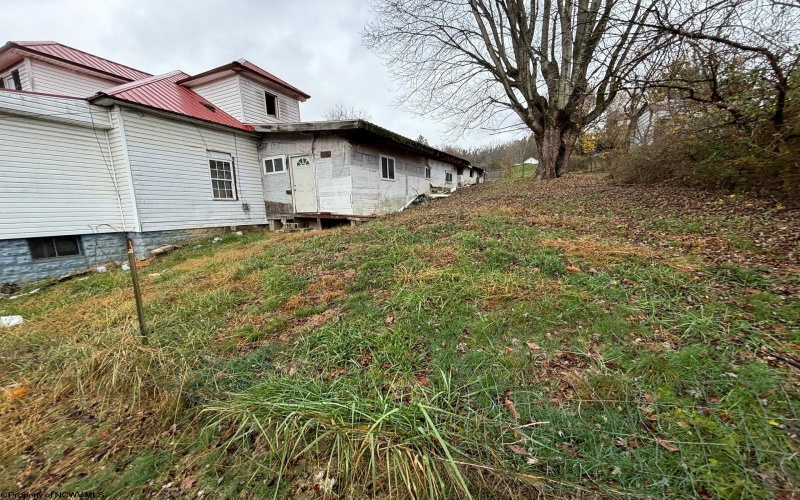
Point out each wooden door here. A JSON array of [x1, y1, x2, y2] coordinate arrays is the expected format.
[[291, 155, 317, 213]]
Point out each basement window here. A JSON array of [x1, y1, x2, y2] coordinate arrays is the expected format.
[[265, 92, 278, 118], [380, 156, 395, 180], [28, 236, 81, 260], [209, 158, 238, 200], [445, 171, 453, 183], [263, 156, 285, 174]]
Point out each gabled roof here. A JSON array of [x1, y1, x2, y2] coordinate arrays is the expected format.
[[253, 120, 473, 168], [178, 59, 310, 101], [91, 71, 253, 132], [0, 41, 151, 82]]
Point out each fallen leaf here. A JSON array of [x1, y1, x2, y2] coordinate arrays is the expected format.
[[9, 388, 28, 398], [417, 376, 430, 387], [656, 438, 679, 452], [180, 477, 197, 490], [565, 265, 582, 273], [381, 363, 393, 369], [503, 398, 520, 419], [385, 316, 395, 324], [526, 341, 542, 350], [643, 393, 655, 404], [507, 444, 530, 456]]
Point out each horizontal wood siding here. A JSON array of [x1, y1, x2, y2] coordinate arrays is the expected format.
[[29, 59, 119, 97], [349, 144, 456, 216], [0, 60, 31, 91], [0, 113, 127, 239], [106, 106, 137, 230], [192, 75, 244, 122], [239, 76, 301, 124], [0, 90, 111, 129], [119, 107, 267, 231]]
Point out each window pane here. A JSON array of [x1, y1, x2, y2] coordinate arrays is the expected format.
[[54, 236, 80, 256], [264, 159, 274, 173], [28, 238, 56, 259], [274, 158, 284, 172], [388, 159, 395, 179]]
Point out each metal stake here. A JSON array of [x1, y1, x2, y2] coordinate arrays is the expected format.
[[126, 238, 147, 342]]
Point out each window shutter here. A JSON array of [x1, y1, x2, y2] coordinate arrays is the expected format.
[[11, 70, 21, 90]]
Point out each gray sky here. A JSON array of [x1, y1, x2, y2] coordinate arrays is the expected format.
[[0, 0, 522, 148]]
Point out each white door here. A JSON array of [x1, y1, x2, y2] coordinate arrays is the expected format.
[[291, 155, 317, 213]]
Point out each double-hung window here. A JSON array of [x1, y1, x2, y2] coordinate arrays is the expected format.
[[380, 155, 395, 180], [263, 156, 285, 174], [208, 152, 237, 200]]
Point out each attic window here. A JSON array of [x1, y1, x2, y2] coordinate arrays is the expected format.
[[265, 92, 277, 117], [200, 102, 216, 112]]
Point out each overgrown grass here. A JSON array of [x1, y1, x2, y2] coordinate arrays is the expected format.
[[1, 173, 798, 498]]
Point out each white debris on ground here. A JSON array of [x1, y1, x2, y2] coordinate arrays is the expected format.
[[1, 315, 24, 327]]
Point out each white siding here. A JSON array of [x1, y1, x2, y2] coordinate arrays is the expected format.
[[28, 59, 120, 97], [0, 60, 32, 91], [192, 75, 244, 122], [259, 134, 353, 215], [349, 144, 455, 216], [118, 107, 267, 231], [0, 103, 128, 239], [106, 106, 138, 230], [0, 90, 111, 129], [239, 76, 301, 124]]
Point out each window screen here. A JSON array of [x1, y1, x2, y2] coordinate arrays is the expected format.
[[265, 92, 277, 117], [209, 159, 237, 200], [28, 236, 81, 260], [381, 156, 395, 180]]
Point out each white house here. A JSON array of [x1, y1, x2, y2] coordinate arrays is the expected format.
[[0, 41, 479, 284]]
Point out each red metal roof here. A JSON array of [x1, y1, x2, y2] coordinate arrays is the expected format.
[[6, 41, 151, 81], [178, 59, 310, 100], [93, 71, 253, 131]]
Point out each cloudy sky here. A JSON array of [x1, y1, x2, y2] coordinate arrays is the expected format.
[[0, 0, 522, 148]]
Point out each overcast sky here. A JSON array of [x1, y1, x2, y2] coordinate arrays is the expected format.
[[0, 0, 522, 148]]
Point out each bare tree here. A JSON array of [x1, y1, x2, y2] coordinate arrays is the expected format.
[[323, 103, 374, 121], [363, 0, 661, 178]]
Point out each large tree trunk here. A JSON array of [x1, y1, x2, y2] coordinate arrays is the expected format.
[[535, 116, 580, 179]]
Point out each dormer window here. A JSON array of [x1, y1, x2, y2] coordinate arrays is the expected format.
[[265, 92, 278, 118]]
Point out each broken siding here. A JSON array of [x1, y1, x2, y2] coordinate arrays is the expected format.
[[191, 75, 244, 122], [349, 144, 442, 216], [239, 76, 301, 123], [0, 60, 31, 91], [0, 99, 126, 239], [28, 59, 120, 97], [118, 107, 266, 231]]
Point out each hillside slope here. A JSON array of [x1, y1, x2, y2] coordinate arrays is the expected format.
[[1, 173, 798, 498]]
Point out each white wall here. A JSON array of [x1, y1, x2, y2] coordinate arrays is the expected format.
[[258, 134, 352, 215], [191, 75, 244, 122], [349, 144, 454, 215], [0, 93, 129, 239], [118, 107, 267, 231], [28, 59, 119, 97], [0, 60, 32, 91], [239, 76, 301, 124]]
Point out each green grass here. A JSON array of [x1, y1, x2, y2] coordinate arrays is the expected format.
[[1, 173, 798, 498]]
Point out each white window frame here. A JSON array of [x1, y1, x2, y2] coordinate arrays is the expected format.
[[445, 171, 453, 183], [265, 92, 278, 118], [3, 75, 14, 88], [208, 155, 238, 201], [263, 155, 286, 174], [380, 155, 396, 180]]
